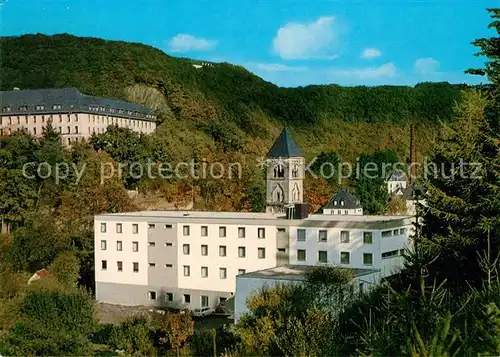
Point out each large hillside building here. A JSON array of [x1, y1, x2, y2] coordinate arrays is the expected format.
[[93, 128, 413, 311], [0, 88, 157, 145]]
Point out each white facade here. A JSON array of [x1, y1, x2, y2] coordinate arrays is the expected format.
[[322, 207, 363, 215]]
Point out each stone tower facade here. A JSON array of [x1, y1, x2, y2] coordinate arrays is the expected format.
[[265, 129, 304, 214]]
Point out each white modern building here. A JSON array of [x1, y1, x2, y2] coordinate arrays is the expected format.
[[94, 128, 413, 311]]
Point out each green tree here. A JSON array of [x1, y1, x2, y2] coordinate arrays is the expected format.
[[49, 251, 80, 288]]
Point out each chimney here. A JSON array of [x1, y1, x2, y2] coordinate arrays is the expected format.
[[409, 124, 417, 184]]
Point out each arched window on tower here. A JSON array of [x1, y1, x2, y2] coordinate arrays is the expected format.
[[292, 164, 299, 178], [272, 185, 284, 203], [292, 183, 300, 202], [273, 164, 285, 178]]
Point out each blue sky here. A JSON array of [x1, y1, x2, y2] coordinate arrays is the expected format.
[[0, 0, 496, 87]]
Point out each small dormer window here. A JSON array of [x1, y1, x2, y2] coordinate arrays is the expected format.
[[20, 106, 27, 111], [333, 201, 337, 206], [3, 106, 11, 112], [340, 200, 345, 206]]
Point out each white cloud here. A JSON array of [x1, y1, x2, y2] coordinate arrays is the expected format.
[[252, 63, 308, 72], [168, 34, 217, 53], [361, 48, 381, 59], [331, 62, 397, 79], [272, 16, 339, 60], [414, 57, 439, 74]]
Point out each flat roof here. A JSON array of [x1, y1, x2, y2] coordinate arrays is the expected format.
[[97, 210, 412, 223], [238, 265, 379, 281]]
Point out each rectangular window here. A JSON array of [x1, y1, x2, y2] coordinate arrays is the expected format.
[[238, 246, 246, 258], [258, 247, 266, 259], [166, 293, 173, 302], [183, 225, 190, 236], [117, 261, 123, 272], [133, 262, 139, 272], [149, 263, 155, 267], [201, 245, 208, 256], [100, 223, 107, 233], [67, 126, 70, 134], [148, 291, 156, 300], [201, 226, 208, 237], [116, 223, 122, 233], [238, 269, 246, 275], [132, 241, 139, 252], [148, 242, 155, 247], [363, 232, 373, 244], [116, 241, 122, 251], [201, 266, 208, 278], [297, 249, 306, 261], [201, 295, 209, 307], [132, 224, 139, 234], [148, 224, 155, 229], [318, 250, 328, 263], [318, 230, 327, 242], [219, 226, 226, 237], [258, 228, 266, 239], [393, 229, 399, 235], [184, 294, 191, 303], [165, 243, 173, 247], [101, 260, 107, 270], [382, 250, 399, 259], [400, 249, 405, 256], [100, 240, 107, 250], [381, 230, 392, 238], [165, 224, 173, 229], [277, 228, 286, 233], [219, 245, 227, 257], [183, 265, 190, 276], [238, 227, 246, 238], [75, 126, 79, 134], [33, 127, 37, 135], [297, 229, 306, 241], [340, 231, 350, 243], [219, 268, 227, 279], [165, 264, 173, 268], [399, 228, 407, 235], [183, 244, 190, 255], [340, 252, 350, 264], [363, 253, 373, 265]]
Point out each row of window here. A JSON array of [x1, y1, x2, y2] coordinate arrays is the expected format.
[[297, 229, 407, 242], [149, 292, 226, 307], [0, 114, 79, 126], [183, 244, 266, 258], [381, 228, 407, 237], [100, 240, 139, 251], [297, 249, 405, 264], [91, 115, 154, 129]]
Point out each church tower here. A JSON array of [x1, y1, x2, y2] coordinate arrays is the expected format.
[[265, 128, 304, 214]]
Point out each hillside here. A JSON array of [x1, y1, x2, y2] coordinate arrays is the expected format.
[[0, 34, 466, 162]]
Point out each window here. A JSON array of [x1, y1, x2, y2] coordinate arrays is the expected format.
[[399, 228, 407, 235], [184, 294, 191, 303], [393, 229, 399, 235], [219, 226, 226, 237], [74, 126, 79, 134], [219, 245, 227, 257], [400, 249, 405, 256], [117, 261, 123, 272], [297, 229, 306, 241], [238, 227, 246, 238], [132, 224, 139, 234], [100, 223, 107, 233], [258, 247, 266, 259], [67, 126, 70, 134], [116, 223, 122, 233], [201, 266, 208, 278], [183, 244, 190, 255], [165, 293, 173, 302], [165, 243, 173, 247], [219, 268, 227, 279], [183, 225, 190, 236], [33, 127, 37, 135], [318, 250, 328, 263], [297, 249, 306, 261], [201, 295, 209, 307], [382, 250, 399, 259], [101, 260, 107, 270], [149, 263, 156, 267], [100, 240, 107, 250], [132, 241, 139, 252], [381, 230, 392, 238], [340, 252, 350, 264], [183, 265, 190, 276], [165, 224, 173, 229], [359, 283, 364, 294], [165, 264, 173, 268], [133, 262, 139, 272], [318, 230, 327, 242], [277, 248, 285, 253], [277, 228, 286, 233], [201, 244, 208, 256], [258, 228, 266, 239], [148, 242, 155, 247], [116, 241, 122, 251], [238, 269, 246, 275], [201, 226, 208, 237], [363, 232, 373, 244], [148, 291, 156, 300], [238, 246, 246, 258], [363, 253, 373, 265], [148, 224, 155, 229], [340, 231, 350, 243]]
